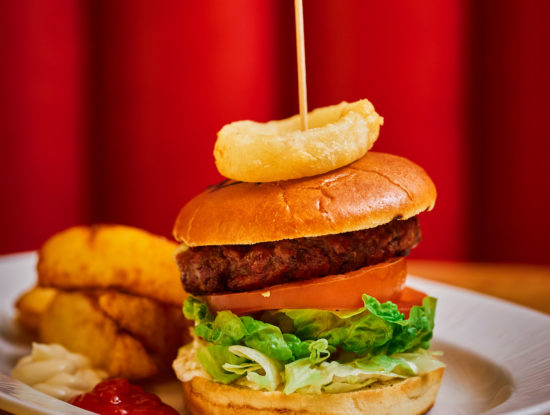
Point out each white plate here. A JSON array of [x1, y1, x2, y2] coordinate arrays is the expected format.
[[1, 252, 550, 415], [0, 253, 185, 415]]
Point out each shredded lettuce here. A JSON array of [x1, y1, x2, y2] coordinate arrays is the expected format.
[[195, 345, 246, 384], [224, 346, 282, 391], [284, 349, 444, 394]]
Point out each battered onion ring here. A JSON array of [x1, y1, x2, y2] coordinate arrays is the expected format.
[[214, 99, 383, 182]]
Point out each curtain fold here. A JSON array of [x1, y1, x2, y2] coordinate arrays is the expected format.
[[1, 1, 548, 264], [299, 0, 468, 261], [86, 0, 280, 236], [0, 0, 89, 253], [470, 0, 550, 263]]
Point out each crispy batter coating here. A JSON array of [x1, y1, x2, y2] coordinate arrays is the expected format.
[[39, 291, 159, 379], [15, 286, 57, 333], [97, 291, 190, 359], [37, 224, 185, 305], [214, 99, 383, 182], [18, 288, 190, 380], [25, 224, 190, 380]]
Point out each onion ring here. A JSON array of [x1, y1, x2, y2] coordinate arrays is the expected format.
[[214, 99, 383, 182]]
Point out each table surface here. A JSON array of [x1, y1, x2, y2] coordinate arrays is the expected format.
[[408, 259, 550, 315], [1, 256, 550, 415]]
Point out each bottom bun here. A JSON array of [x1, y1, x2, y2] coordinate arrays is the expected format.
[[182, 368, 444, 415]]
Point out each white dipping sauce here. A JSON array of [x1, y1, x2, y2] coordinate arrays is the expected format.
[[11, 342, 107, 401]]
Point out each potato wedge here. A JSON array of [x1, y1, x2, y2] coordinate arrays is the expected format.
[[37, 224, 185, 305], [15, 286, 58, 333], [97, 291, 190, 359], [39, 291, 158, 379]]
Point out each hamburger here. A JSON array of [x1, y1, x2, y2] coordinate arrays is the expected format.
[[172, 151, 444, 415]]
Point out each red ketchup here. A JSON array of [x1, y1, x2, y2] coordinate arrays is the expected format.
[[69, 378, 179, 415]]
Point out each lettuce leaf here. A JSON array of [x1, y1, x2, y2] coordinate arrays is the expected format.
[[284, 349, 445, 394], [383, 297, 436, 354], [240, 316, 293, 361], [275, 295, 436, 355], [185, 297, 295, 361], [183, 296, 213, 321], [354, 354, 416, 376], [195, 345, 246, 384], [184, 295, 440, 392], [183, 295, 436, 366], [224, 346, 282, 391]]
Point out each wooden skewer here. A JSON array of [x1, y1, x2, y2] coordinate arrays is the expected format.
[[294, 0, 308, 130]]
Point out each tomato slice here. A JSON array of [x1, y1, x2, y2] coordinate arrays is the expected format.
[[394, 287, 427, 317], [204, 258, 407, 314]]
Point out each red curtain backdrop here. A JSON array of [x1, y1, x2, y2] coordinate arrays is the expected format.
[[1, 1, 549, 264], [0, 1, 90, 252], [470, 1, 550, 263]]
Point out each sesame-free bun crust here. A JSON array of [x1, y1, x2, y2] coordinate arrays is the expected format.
[[182, 368, 444, 415], [174, 152, 436, 246]]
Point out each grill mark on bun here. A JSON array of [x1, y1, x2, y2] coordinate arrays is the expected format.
[[276, 182, 291, 213], [208, 179, 244, 193], [317, 189, 334, 220], [348, 166, 414, 201]]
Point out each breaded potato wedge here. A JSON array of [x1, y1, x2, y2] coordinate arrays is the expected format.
[[97, 291, 190, 359], [39, 291, 158, 379], [37, 224, 185, 305], [15, 286, 58, 332]]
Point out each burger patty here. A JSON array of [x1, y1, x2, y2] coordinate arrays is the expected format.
[[177, 217, 421, 295]]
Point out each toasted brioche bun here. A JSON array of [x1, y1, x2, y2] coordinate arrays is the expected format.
[[181, 368, 444, 415], [174, 152, 436, 246]]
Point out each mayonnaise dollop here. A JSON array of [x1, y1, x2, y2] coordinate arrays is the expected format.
[[11, 342, 108, 401], [172, 329, 209, 383]]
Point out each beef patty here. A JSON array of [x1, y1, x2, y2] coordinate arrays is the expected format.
[[176, 217, 421, 295]]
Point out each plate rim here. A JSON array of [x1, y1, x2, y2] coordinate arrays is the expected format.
[[409, 275, 550, 415]]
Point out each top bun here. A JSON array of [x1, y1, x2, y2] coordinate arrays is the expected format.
[[173, 152, 436, 246]]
